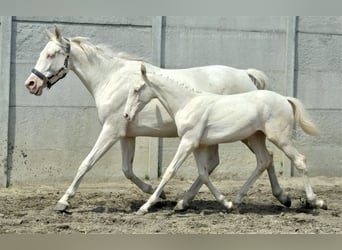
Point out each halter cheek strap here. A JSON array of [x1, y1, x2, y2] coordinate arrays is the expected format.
[[31, 38, 71, 89]]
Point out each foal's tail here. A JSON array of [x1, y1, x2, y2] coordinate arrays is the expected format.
[[246, 69, 270, 90], [286, 97, 320, 136]]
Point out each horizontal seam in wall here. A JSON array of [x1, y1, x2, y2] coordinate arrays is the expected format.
[[297, 30, 342, 37], [164, 26, 286, 35], [13, 19, 152, 29], [11, 106, 342, 111], [10, 105, 96, 109], [306, 108, 342, 112]]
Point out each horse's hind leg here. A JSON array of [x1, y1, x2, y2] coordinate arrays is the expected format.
[[272, 138, 327, 209], [174, 144, 219, 211], [120, 138, 166, 199], [193, 146, 233, 210], [234, 132, 273, 206], [242, 139, 291, 207]]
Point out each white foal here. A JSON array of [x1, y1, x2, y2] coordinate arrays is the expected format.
[[124, 64, 326, 215]]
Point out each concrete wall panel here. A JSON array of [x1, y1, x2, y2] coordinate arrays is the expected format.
[[1, 16, 341, 185]]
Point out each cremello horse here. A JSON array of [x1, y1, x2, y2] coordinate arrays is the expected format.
[[123, 64, 327, 215], [25, 26, 287, 212]]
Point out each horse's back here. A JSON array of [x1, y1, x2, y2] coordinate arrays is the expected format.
[[156, 65, 257, 95]]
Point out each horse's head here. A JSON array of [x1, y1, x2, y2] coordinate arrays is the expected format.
[[25, 26, 71, 96], [123, 64, 154, 121]]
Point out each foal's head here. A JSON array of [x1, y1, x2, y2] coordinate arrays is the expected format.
[[123, 64, 155, 121], [25, 26, 71, 96]]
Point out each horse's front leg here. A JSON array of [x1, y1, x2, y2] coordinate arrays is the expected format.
[[120, 137, 166, 199], [55, 123, 119, 212]]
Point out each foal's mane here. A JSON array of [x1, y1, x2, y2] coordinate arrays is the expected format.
[[147, 69, 203, 94], [70, 36, 143, 62]]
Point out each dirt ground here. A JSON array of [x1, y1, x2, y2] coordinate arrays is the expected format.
[[0, 176, 341, 234]]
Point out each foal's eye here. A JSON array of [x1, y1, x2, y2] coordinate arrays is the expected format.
[[47, 53, 56, 59]]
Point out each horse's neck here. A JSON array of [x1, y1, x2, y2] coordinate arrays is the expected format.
[[69, 43, 124, 98], [148, 72, 198, 117]]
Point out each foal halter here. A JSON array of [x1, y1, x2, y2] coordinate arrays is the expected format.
[[31, 38, 71, 89]]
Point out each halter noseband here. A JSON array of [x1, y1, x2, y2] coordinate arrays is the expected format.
[[31, 38, 71, 89]]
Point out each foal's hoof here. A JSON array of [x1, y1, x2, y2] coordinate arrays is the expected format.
[[305, 199, 328, 210], [223, 200, 234, 210], [231, 202, 243, 214], [282, 196, 292, 208], [317, 199, 328, 210], [54, 202, 70, 213]]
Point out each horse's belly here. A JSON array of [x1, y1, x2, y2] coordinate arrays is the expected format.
[[126, 100, 178, 137]]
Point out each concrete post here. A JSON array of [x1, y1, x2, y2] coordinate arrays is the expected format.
[[285, 16, 298, 176], [150, 16, 164, 178], [0, 16, 12, 187]]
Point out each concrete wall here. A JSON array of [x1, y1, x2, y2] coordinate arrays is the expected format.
[[0, 16, 341, 186], [295, 17, 342, 176]]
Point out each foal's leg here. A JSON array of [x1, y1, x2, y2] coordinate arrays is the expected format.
[[272, 139, 326, 209], [234, 132, 273, 206], [136, 137, 195, 215], [267, 163, 291, 207], [120, 137, 166, 198], [193, 146, 233, 210], [55, 123, 119, 212], [242, 140, 291, 207], [174, 144, 220, 211]]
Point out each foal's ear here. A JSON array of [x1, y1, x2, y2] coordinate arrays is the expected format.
[[140, 64, 147, 76], [54, 25, 62, 42]]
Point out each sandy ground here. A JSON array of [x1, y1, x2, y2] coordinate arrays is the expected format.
[[0, 176, 341, 234]]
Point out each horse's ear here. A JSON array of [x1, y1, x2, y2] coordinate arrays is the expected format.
[[46, 28, 54, 40], [54, 25, 62, 42]]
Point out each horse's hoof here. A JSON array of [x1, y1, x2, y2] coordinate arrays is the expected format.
[[174, 200, 189, 212], [54, 202, 69, 213], [136, 208, 147, 216]]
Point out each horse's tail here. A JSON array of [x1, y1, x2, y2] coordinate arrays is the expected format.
[[246, 69, 270, 90], [286, 97, 320, 136]]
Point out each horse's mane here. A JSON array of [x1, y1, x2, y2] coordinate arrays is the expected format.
[[70, 36, 143, 62]]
